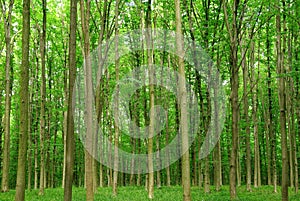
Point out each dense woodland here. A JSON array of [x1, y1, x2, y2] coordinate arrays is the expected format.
[[0, 0, 299, 201]]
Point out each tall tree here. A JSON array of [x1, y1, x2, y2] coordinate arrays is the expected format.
[[223, 0, 240, 199], [112, 0, 120, 196], [39, 0, 47, 195], [174, 0, 191, 200], [79, 0, 94, 200], [1, 0, 14, 193], [241, 37, 252, 191], [14, 0, 30, 199], [266, 15, 277, 192], [145, 0, 155, 198], [276, 1, 288, 200], [63, 0, 77, 199]]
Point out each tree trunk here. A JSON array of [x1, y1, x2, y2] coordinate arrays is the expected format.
[[112, 0, 120, 195], [223, 0, 240, 199], [63, 0, 77, 199], [287, 29, 297, 190], [39, 0, 47, 195], [251, 40, 259, 188], [1, 0, 14, 193], [15, 0, 30, 199], [276, 3, 288, 200], [33, 53, 39, 190], [242, 38, 252, 192], [79, 0, 94, 200], [145, 0, 154, 199], [266, 19, 278, 193], [27, 89, 33, 190], [174, 0, 191, 200]]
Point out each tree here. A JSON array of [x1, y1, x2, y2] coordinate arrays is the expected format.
[[241, 37, 252, 192], [276, 1, 288, 200], [223, 0, 240, 199], [1, 0, 14, 193], [266, 15, 277, 192], [80, 0, 94, 200], [112, 0, 120, 196], [14, 0, 30, 199], [174, 0, 191, 200], [39, 0, 47, 195], [145, 0, 155, 199], [63, 0, 77, 199]]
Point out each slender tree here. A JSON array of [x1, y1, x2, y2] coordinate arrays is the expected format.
[[241, 38, 252, 192], [174, 0, 191, 200], [145, 0, 155, 198], [39, 0, 47, 195], [79, 0, 94, 200], [1, 0, 14, 193], [223, 0, 240, 198], [276, 1, 288, 200], [14, 0, 30, 199], [112, 0, 120, 195], [266, 15, 277, 192], [63, 0, 77, 199]]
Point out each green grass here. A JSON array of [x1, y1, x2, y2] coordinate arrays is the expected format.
[[0, 186, 299, 201]]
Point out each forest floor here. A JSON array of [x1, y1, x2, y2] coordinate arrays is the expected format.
[[0, 185, 299, 201]]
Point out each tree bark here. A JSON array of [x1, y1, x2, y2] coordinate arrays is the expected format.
[[223, 0, 240, 199], [242, 38, 252, 192], [251, 40, 260, 188], [63, 0, 77, 199], [1, 0, 14, 193], [39, 0, 47, 194], [15, 0, 30, 199], [145, 0, 154, 199], [174, 0, 191, 200], [27, 85, 33, 190], [276, 3, 288, 200], [112, 0, 120, 195], [80, 0, 94, 200]]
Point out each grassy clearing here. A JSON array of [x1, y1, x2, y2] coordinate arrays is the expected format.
[[0, 185, 299, 201]]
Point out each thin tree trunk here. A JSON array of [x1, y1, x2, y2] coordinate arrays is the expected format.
[[33, 53, 39, 190], [15, 0, 30, 199], [266, 18, 277, 192], [286, 8, 297, 192], [236, 138, 241, 187], [204, 88, 211, 193], [63, 0, 77, 199], [61, 2, 69, 188], [52, 103, 59, 188], [112, 0, 120, 195], [1, 0, 14, 193], [62, 55, 68, 189], [27, 88, 33, 190], [242, 38, 252, 192], [165, 55, 171, 187], [145, 0, 154, 198], [251, 40, 259, 188], [257, 41, 262, 187], [174, 0, 191, 200], [294, 6, 299, 193], [95, 0, 108, 189], [34, 123, 38, 189], [223, 0, 240, 199], [204, 156, 210, 193], [39, 0, 47, 195], [79, 0, 94, 200], [276, 3, 288, 200]]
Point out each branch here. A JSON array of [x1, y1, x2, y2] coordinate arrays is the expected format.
[[222, 0, 233, 44]]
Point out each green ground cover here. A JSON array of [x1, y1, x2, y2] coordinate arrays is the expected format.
[[1, 186, 299, 201]]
